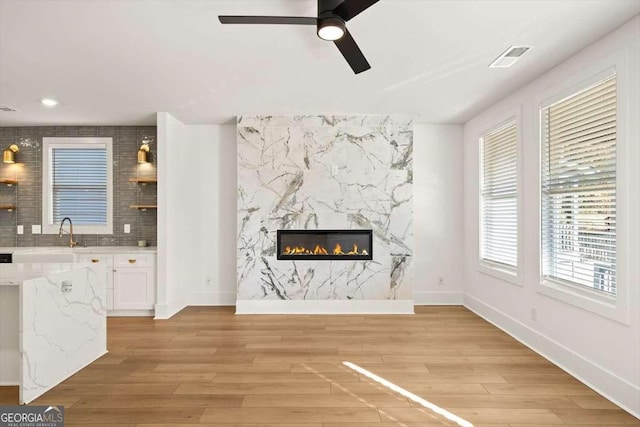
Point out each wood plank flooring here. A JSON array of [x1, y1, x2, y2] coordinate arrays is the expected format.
[[1, 306, 638, 426]]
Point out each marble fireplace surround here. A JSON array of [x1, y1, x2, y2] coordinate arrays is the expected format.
[[236, 115, 413, 314]]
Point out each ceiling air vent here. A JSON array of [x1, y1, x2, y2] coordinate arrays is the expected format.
[[0, 106, 18, 112], [489, 46, 532, 68]]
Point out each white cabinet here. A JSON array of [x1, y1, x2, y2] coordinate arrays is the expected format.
[[113, 267, 155, 310], [112, 253, 155, 311], [76, 252, 155, 314]]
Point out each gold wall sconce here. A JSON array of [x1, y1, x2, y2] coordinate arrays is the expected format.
[[137, 143, 150, 164], [3, 144, 19, 163]]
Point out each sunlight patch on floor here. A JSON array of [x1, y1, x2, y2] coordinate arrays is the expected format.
[[343, 361, 475, 427]]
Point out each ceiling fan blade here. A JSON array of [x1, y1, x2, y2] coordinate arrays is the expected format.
[[332, 0, 379, 21], [334, 29, 371, 74], [218, 16, 317, 25]]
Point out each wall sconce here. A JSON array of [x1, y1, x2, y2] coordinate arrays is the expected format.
[[137, 143, 150, 164], [3, 144, 19, 163]]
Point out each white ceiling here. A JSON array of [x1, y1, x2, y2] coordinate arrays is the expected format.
[[0, 0, 638, 126]]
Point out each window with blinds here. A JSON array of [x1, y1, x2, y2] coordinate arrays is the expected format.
[[42, 137, 113, 234], [52, 147, 108, 225], [480, 120, 518, 271], [541, 75, 617, 295]]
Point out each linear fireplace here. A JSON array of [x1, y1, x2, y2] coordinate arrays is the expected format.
[[277, 230, 373, 261]]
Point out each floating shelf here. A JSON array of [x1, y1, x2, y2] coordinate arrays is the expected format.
[[129, 178, 157, 185], [0, 179, 18, 186], [130, 205, 157, 211], [0, 205, 17, 211]]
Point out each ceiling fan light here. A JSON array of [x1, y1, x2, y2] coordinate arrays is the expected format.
[[317, 17, 345, 41]]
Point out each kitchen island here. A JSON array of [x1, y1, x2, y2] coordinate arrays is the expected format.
[[0, 262, 107, 403], [1, 247, 157, 316]]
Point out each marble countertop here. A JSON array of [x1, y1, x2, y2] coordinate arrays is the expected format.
[[0, 246, 157, 254], [0, 263, 87, 286]]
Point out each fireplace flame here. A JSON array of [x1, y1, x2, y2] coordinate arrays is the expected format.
[[283, 242, 368, 257], [314, 244, 328, 255]]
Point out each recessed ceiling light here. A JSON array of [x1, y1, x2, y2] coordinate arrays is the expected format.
[[489, 46, 533, 68], [41, 98, 58, 107]]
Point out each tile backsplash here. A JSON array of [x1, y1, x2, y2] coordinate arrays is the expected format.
[[0, 126, 157, 247]]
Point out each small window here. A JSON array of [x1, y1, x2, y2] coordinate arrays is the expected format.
[[42, 138, 113, 234], [541, 75, 617, 295], [480, 120, 519, 273]]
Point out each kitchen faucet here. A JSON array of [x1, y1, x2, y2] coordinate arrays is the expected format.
[[58, 217, 78, 248]]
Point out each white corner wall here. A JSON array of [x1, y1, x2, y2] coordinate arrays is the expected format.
[[189, 124, 237, 306], [156, 112, 189, 318], [413, 125, 464, 304], [462, 16, 640, 416], [156, 113, 237, 319]]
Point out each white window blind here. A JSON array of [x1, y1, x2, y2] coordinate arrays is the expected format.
[[541, 75, 617, 295], [51, 147, 108, 225], [480, 121, 518, 270]]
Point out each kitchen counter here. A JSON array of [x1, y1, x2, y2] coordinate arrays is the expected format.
[[1, 249, 157, 315], [0, 263, 85, 286], [0, 246, 157, 254]]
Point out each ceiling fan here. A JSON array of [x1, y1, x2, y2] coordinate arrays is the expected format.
[[218, 0, 379, 74]]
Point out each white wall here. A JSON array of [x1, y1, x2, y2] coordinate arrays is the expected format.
[[462, 16, 640, 416], [413, 125, 464, 304], [216, 125, 239, 301], [156, 112, 188, 318], [190, 124, 237, 306], [156, 114, 236, 318], [160, 119, 462, 311]]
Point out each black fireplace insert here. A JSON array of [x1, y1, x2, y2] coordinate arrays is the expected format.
[[277, 229, 373, 261]]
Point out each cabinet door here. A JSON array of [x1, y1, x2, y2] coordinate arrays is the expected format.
[[113, 268, 155, 310]]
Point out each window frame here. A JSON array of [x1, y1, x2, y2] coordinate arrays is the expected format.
[[536, 63, 630, 325], [42, 137, 114, 235], [477, 110, 524, 286]]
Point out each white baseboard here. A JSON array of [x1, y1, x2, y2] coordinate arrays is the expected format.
[[235, 299, 414, 314], [464, 294, 640, 418], [0, 381, 18, 386], [414, 291, 464, 305], [187, 291, 236, 306], [154, 293, 187, 319], [107, 309, 154, 317]]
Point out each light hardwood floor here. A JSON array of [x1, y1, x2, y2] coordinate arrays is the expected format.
[[1, 306, 638, 426]]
